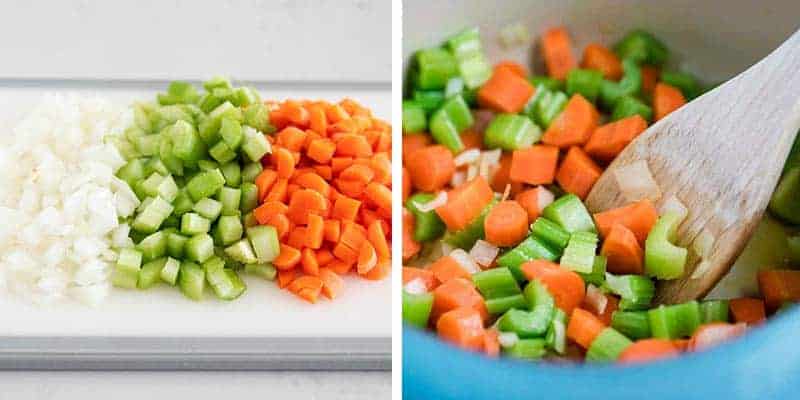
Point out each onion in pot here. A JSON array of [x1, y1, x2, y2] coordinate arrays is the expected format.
[[469, 240, 499, 267], [450, 249, 480, 274], [585, 284, 607, 315], [413, 191, 448, 213]]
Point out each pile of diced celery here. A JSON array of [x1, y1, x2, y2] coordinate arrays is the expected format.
[[109, 77, 279, 301]]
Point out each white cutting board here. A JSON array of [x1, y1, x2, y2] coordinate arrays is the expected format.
[[0, 0, 391, 339]]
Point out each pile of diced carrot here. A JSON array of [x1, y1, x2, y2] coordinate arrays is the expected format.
[[254, 99, 391, 303]]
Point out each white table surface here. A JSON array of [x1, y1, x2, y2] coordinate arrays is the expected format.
[[0, 0, 392, 397]]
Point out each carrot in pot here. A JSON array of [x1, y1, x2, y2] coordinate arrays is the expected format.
[[729, 297, 766, 325], [521, 260, 585, 315], [653, 82, 687, 121], [555, 146, 602, 199], [567, 308, 606, 349], [430, 255, 472, 285], [584, 115, 648, 162], [688, 322, 747, 352], [601, 224, 644, 274], [514, 187, 551, 223], [436, 176, 495, 231], [403, 267, 438, 291], [757, 269, 800, 311], [541, 94, 600, 148], [641, 65, 660, 94], [494, 60, 528, 78], [460, 130, 484, 151], [672, 339, 690, 352], [593, 199, 658, 244], [431, 277, 489, 324], [405, 145, 455, 192], [581, 43, 622, 80], [403, 167, 411, 202], [484, 200, 530, 247], [477, 67, 535, 113], [618, 339, 679, 364], [402, 134, 431, 166], [541, 27, 577, 80], [509, 145, 559, 185], [403, 210, 421, 261], [585, 293, 619, 326], [437, 306, 486, 351], [483, 329, 501, 357]]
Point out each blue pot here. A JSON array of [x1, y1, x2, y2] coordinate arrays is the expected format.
[[404, 307, 800, 399]]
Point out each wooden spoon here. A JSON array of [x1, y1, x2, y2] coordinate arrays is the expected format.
[[585, 30, 800, 304]]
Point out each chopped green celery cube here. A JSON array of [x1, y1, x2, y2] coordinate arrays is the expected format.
[[405, 193, 446, 242], [193, 198, 223, 220], [612, 310, 652, 340], [247, 226, 280, 263], [217, 187, 242, 216], [241, 126, 271, 162], [112, 248, 143, 289], [498, 309, 549, 338], [530, 217, 570, 253], [107, 136, 140, 160], [414, 47, 458, 90], [159, 257, 181, 285], [168, 120, 206, 162], [132, 196, 174, 233], [660, 70, 702, 100], [197, 159, 219, 172], [141, 172, 178, 202], [220, 162, 241, 187], [214, 215, 244, 246], [171, 190, 194, 216], [566, 69, 604, 102], [178, 261, 205, 300], [599, 59, 642, 110], [498, 236, 559, 282], [429, 95, 472, 153], [198, 93, 224, 114], [158, 138, 184, 176], [116, 158, 146, 187], [219, 117, 243, 149], [445, 28, 492, 88], [445, 27, 482, 59], [181, 212, 211, 235], [579, 255, 607, 286], [402, 101, 427, 134], [648, 301, 701, 339], [586, 327, 633, 362], [456, 54, 492, 89], [242, 212, 258, 228], [133, 102, 157, 133], [241, 163, 263, 183], [402, 291, 434, 328], [232, 87, 259, 107], [484, 114, 541, 150], [485, 294, 528, 315], [167, 81, 200, 103], [413, 90, 445, 114], [769, 167, 800, 224], [443, 199, 497, 249], [152, 105, 194, 131], [644, 212, 688, 279], [185, 233, 214, 263], [135, 134, 161, 156], [542, 194, 596, 233], [166, 231, 188, 259], [145, 158, 169, 177], [523, 86, 568, 129], [472, 268, 521, 299], [186, 169, 226, 201], [604, 273, 655, 310], [243, 102, 275, 134], [505, 338, 547, 360], [545, 308, 567, 354], [161, 214, 180, 229], [203, 75, 232, 91], [209, 141, 237, 164], [613, 30, 670, 66], [240, 182, 259, 214], [138, 257, 167, 289], [700, 300, 730, 323], [560, 232, 598, 273], [523, 279, 555, 323], [225, 239, 258, 264], [137, 231, 167, 262], [207, 267, 246, 300], [529, 76, 564, 91], [245, 263, 277, 280], [612, 96, 653, 122]]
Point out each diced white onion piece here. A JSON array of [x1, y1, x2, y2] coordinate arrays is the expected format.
[[499, 22, 530, 49], [451, 170, 467, 187], [481, 149, 502, 166], [585, 284, 607, 315], [467, 164, 479, 181], [413, 191, 448, 213], [478, 149, 501, 183], [469, 240, 499, 267], [404, 278, 428, 295], [450, 248, 480, 274], [498, 331, 520, 348], [692, 228, 715, 259], [454, 148, 481, 167], [659, 194, 688, 223], [537, 186, 555, 211], [614, 160, 662, 203], [691, 260, 713, 280]]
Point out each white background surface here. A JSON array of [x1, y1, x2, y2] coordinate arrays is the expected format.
[[0, 0, 392, 398]]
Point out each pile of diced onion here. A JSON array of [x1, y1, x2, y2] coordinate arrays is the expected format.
[[0, 94, 137, 305]]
